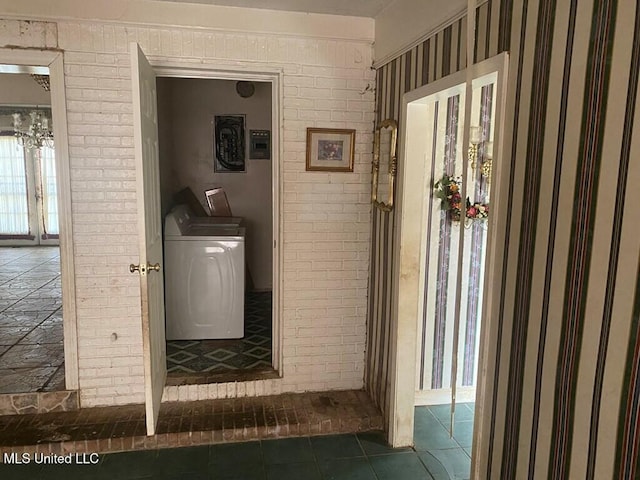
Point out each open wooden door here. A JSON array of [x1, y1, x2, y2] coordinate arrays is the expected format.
[[130, 43, 166, 436]]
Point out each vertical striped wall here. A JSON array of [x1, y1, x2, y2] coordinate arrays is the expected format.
[[366, 0, 640, 478]]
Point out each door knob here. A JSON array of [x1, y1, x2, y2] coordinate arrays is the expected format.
[[129, 262, 161, 275]]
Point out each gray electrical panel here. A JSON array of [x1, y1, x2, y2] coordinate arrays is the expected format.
[[249, 130, 271, 160]]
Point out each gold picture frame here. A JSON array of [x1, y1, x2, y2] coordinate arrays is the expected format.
[[372, 119, 398, 212], [306, 128, 355, 172]]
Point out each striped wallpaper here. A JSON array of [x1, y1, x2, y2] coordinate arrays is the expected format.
[[365, 0, 640, 478]]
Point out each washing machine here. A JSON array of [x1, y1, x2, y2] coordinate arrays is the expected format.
[[164, 208, 245, 340]]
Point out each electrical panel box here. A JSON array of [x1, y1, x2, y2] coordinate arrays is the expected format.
[[249, 130, 271, 160]]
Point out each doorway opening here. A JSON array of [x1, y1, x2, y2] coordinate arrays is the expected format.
[[156, 77, 276, 385], [389, 53, 509, 478], [0, 52, 77, 399], [131, 44, 282, 433], [0, 69, 63, 394], [411, 70, 499, 477]]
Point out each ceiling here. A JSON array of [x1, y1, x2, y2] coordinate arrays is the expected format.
[[153, 0, 390, 18]]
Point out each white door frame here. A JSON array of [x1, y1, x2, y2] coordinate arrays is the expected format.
[[149, 61, 284, 375], [0, 48, 79, 390], [388, 53, 509, 473]]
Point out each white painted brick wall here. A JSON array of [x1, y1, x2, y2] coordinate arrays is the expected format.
[[0, 15, 374, 406]]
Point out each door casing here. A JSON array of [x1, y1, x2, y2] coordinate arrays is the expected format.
[[141, 59, 284, 380]]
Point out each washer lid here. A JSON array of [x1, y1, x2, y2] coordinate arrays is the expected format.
[[165, 204, 244, 234], [164, 207, 190, 235], [166, 225, 245, 241], [189, 216, 244, 227]]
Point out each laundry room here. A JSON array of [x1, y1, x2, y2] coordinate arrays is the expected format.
[[156, 76, 274, 383]]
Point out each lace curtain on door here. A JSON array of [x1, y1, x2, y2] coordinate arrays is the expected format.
[[0, 136, 58, 238], [40, 145, 58, 236], [0, 136, 29, 235]]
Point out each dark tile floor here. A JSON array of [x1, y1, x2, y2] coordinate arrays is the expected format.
[[0, 247, 64, 394], [166, 291, 272, 376], [414, 403, 474, 480], [0, 404, 473, 479]]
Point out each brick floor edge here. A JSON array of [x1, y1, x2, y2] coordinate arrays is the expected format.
[[0, 389, 383, 458]]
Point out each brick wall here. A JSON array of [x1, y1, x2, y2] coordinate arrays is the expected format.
[[0, 17, 375, 406]]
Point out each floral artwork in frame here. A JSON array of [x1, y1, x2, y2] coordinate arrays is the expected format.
[[305, 128, 355, 172]]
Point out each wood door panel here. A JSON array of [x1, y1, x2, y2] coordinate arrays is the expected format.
[[131, 43, 166, 436]]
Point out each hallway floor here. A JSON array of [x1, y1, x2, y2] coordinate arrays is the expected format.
[[413, 403, 473, 479], [0, 246, 64, 394]]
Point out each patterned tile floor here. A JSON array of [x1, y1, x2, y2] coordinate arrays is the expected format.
[[0, 247, 64, 394], [166, 291, 272, 375], [0, 405, 473, 480]]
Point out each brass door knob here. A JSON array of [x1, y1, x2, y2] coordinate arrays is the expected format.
[[130, 262, 160, 275]]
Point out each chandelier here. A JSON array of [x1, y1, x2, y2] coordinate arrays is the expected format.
[[12, 110, 54, 150]]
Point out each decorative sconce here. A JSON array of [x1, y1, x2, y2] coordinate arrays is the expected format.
[[468, 126, 482, 170], [481, 141, 493, 182], [468, 126, 492, 183]]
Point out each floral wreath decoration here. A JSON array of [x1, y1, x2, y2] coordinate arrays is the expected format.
[[434, 174, 489, 222]]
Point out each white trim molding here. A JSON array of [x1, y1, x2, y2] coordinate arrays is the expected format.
[[151, 61, 285, 387], [373, 0, 489, 69]]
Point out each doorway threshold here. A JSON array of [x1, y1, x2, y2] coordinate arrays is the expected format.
[[166, 367, 279, 386], [0, 390, 382, 456]]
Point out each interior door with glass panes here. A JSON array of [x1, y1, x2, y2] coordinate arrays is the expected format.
[[415, 71, 499, 412]]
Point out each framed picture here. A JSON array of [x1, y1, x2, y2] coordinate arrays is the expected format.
[[305, 128, 355, 172], [214, 115, 246, 172]]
